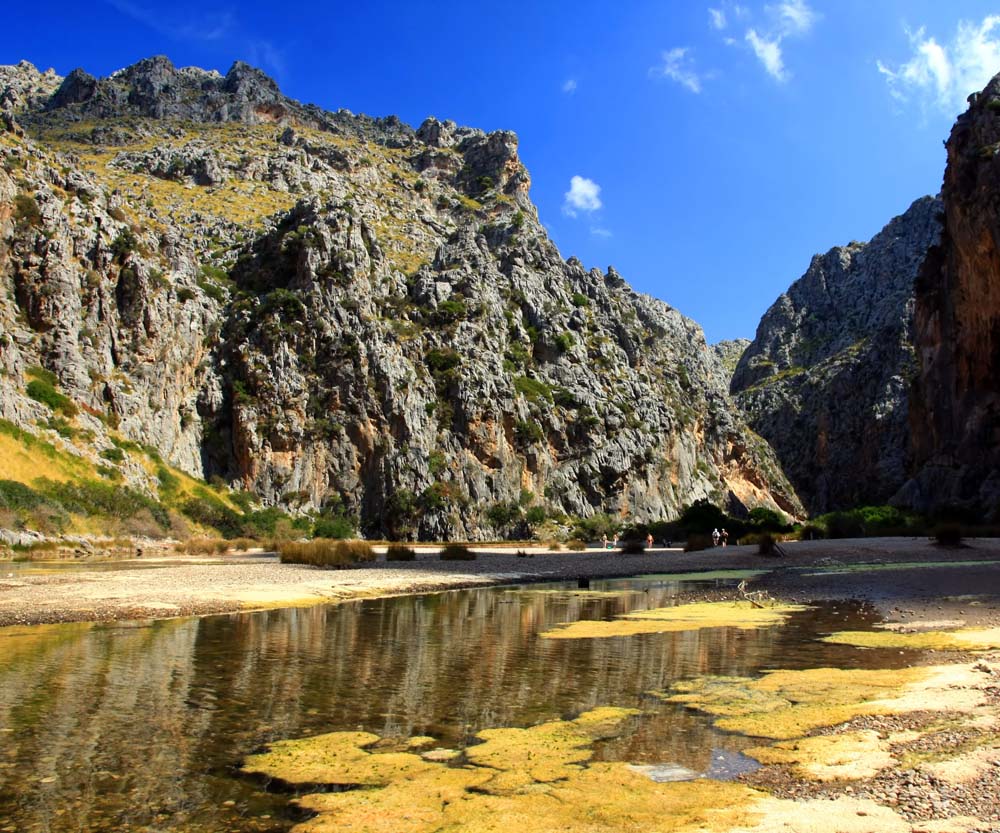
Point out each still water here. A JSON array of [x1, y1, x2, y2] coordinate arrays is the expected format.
[[0, 574, 903, 832]]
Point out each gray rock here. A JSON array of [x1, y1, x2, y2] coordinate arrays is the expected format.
[[0, 56, 802, 540], [731, 196, 942, 514]]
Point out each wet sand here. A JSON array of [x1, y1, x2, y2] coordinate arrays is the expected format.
[[0, 536, 998, 628]]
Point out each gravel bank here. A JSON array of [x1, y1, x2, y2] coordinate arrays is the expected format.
[[0, 537, 998, 628]]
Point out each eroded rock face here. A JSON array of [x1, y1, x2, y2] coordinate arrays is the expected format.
[[732, 197, 942, 514], [903, 77, 1000, 518], [0, 57, 801, 538]]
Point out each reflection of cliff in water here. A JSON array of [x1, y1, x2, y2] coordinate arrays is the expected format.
[[0, 580, 886, 833]]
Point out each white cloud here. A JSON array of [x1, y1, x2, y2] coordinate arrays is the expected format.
[[563, 176, 603, 217], [770, 0, 817, 36], [878, 16, 1000, 115], [590, 227, 613, 238], [562, 78, 578, 94], [709, 8, 727, 30], [746, 29, 786, 82], [651, 47, 703, 93]]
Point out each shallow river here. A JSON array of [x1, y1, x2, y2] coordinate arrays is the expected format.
[[0, 572, 909, 832]]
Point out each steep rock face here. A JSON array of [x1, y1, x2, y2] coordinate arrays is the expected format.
[[710, 339, 750, 390], [0, 58, 801, 538], [903, 77, 1000, 517], [732, 197, 942, 514]]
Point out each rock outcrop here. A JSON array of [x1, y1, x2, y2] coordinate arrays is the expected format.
[[901, 76, 1000, 518], [731, 197, 942, 514], [0, 57, 801, 539]]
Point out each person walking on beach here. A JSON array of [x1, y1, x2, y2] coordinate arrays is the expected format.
[[721, 528, 729, 547], [602, 534, 608, 550], [645, 532, 653, 548], [712, 528, 720, 547]]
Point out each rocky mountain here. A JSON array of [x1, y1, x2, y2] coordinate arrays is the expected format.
[[0, 56, 801, 540], [730, 196, 942, 515], [900, 75, 1000, 520]]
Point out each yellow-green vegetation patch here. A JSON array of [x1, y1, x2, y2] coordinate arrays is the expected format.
[[244, 707, 759, 833], [662, 667, 928, 740], [802, 560, 1000, 577], [822, 628, 1000, 651], [747, 730, 896, 781], [504, 588, 639, 598], [635, 570, 771, 582], [242, 730, 439, 786], [540, 600, 807, 640]]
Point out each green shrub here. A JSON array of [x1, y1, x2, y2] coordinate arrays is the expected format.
[[933, 523, 963, 547], [0, 480, 45, 511], [26, 379, 78, 417], [14, 193, 42, 228], [514, 419, 544, 445], [571, 292, 590, 308], [157, 465, 181, 496], [100, 447, 125, 463], [486, 501, 521, 528], [525, 505, 547, 525], [111, 228, 138, 260], [513, 376, 553, 403], [796, 523, 824, 541], [572, 513, 616, 541], [181, 496, 243, 537], [27, 366, 58, 387], [313, 515, 355, 539], [554, 332, 575, 353], [748, 507, 787, 530], [553, 387, 579, 408], [39, 478, 170, 529], [679, 499, 727, 534], [684, 533, 713, 552], [433, 299, 467, 324], [823, 511, 865, 539], [45, 416, 76, 439], [440, 544, 475, 560], [620, 539, 646, 554], [426, 347, 461, 373], [386, 544, 416, 561], [566, 538, 587, 551]]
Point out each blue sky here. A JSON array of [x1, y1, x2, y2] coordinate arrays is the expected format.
[[5, 1, 1000, 342]]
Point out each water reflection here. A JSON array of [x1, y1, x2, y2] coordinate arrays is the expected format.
[[0, 577, 891, 832]]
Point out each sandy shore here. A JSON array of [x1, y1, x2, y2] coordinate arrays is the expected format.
[[1, 536, 999, 628]]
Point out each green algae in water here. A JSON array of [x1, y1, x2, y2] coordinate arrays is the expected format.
[[540, 600, 808, 640], [661, 667, 928, 739], [244, 708, 761, 833], [801, 559, 1000, 577], [822, 627, 1000, 651], [632, 569, 770, 582]]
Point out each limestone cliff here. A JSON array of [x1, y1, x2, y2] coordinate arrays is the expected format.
[[0, 56, 801, 539], [731, 197, 942, 514], [901, 75, 1000, 518]]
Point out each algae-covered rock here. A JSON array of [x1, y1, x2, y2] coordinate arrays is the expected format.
[[540, 600, 807, 640], [746, 730, 896, 781], [822, 627, 1000, 652], [663, 667, 927, 740]]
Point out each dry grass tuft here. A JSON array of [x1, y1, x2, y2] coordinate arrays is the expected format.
[[439, 544, 476, 561], [385, 544, 416, 561], [279, 538, 376, 568]]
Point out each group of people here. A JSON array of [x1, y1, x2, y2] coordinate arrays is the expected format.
[[711, 528, 729, 547]]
